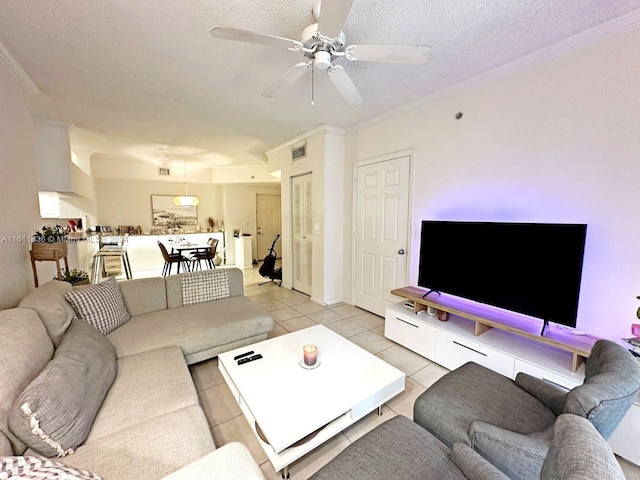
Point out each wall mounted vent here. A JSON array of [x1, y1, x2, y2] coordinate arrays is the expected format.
[[291, 143, 307, 161], [158, 167, 170, 176]]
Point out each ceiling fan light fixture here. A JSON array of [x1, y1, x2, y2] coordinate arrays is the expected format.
[[314, 50, 332, 70]]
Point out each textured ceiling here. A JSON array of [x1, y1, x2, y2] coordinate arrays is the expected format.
[[1, 0, 639, 167]]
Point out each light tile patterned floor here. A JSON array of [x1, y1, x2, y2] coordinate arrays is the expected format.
[[187, 266, 640, 479]]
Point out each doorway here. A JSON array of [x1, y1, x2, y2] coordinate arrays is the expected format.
[[256, 194, 282, 260], [353, 155, 411, 316]]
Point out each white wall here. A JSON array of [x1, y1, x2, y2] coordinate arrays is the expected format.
[[267, 127, 345, 305], [94, 178, 224, 233], [223, 185, 281, 265], [344, 27, 640, 341], [0, 64, 41, 307]]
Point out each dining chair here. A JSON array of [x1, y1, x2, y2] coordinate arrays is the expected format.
[[157, 241, 190, 276], [190, 238, 219, 270]]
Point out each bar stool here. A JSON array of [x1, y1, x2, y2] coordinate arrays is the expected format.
[[90, 235, 132, 283]]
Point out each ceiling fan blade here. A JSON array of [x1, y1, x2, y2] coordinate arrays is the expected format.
[[262, 62, 312, 98], [210, 25, 302, 51], [345, 44, 432, 64], [327, 65, 363, 105], [317, 0, 354, 40]]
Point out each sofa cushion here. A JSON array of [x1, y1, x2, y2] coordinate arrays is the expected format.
[[0, 308, 54, 456], [18, 280, 75, 346], [311, 415, 465, 480], [0, 456, 102, 479], [414, 362, 556, 448], [162, 443, 265, 480], [65, 276, 130, 335], [181, 269, 230, 305], [540, 414, 625, 480], [8, 319, 116, 457], [0, 434, 11, 457], [117, 277, 167, 316], [86, 347, 199, 442], [107, 296, 273, 360], [56, 406, 215, 480], [564, 339, 640, 438]]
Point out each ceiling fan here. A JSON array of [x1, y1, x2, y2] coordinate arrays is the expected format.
[[209, 0, 431, 105]]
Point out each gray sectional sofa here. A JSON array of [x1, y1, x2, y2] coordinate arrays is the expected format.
[[0, 268, 272, 479]]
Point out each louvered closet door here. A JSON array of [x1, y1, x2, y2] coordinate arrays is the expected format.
[[291, 173, 312, 295]]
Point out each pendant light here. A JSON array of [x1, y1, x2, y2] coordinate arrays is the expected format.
[[174, 158, 200, 207]]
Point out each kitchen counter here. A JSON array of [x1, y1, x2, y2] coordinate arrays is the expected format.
[[76, 232, 226, 275]]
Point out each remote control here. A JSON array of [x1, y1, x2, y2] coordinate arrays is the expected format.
[[238, 354, 263, 365], [233, 350, 254, 360]]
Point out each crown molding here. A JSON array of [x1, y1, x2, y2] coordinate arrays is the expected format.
[[355, 8, 640, 132], [0, 40, 40, 95]]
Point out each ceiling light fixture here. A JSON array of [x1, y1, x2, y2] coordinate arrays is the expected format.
[[174, 158, 199, 207]]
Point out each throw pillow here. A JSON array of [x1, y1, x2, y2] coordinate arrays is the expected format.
[[181, 269, 230, 306], [19, 281, 75, 346], [0, 456, 102, 479], [64, 277, 130, 335], [8, 319, 117, 458]]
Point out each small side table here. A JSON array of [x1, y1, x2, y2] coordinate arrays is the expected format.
[[30, 249, 69, 288]]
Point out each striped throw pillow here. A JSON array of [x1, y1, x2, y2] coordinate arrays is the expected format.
[[0, 456, 102, 479], [64, 277, 130, 335], [181, 269, 230, 306]]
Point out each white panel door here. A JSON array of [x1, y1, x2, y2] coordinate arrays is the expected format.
[[256, 194, 282, 259], [354, 156, 410, 316], [291, 173, 312, 295]]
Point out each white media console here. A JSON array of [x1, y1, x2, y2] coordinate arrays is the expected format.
[[384, 293, 640, 465]]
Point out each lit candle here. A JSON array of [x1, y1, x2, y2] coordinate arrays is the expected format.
[[303, 344, 318, 366]]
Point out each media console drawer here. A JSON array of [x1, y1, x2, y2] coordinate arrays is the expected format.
[[435, 330, 515, 377], [385, 308, 436, 360]]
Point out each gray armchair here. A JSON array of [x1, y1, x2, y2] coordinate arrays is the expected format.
[[309, 414, 625, 480], [412, 339, 640, 479]]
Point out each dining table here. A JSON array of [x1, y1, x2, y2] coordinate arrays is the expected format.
[[167, 241, 211, 254]]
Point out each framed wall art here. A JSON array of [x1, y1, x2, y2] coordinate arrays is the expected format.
[[151, 195, 198, 226]]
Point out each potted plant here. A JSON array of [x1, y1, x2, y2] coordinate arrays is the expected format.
[[31, 225, 69, 260], [207, 217, 215, 232], [58, 268, 90, 286]]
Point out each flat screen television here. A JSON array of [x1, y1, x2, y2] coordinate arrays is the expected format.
[[418, 221, 587, 332]]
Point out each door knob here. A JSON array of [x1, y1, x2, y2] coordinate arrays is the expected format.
[[398, 249, 405, 255]]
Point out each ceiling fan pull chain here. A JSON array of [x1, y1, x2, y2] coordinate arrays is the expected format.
[[311, 58, 315, 106]]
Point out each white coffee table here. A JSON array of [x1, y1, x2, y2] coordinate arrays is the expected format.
[[218, 324, 405, 478]]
